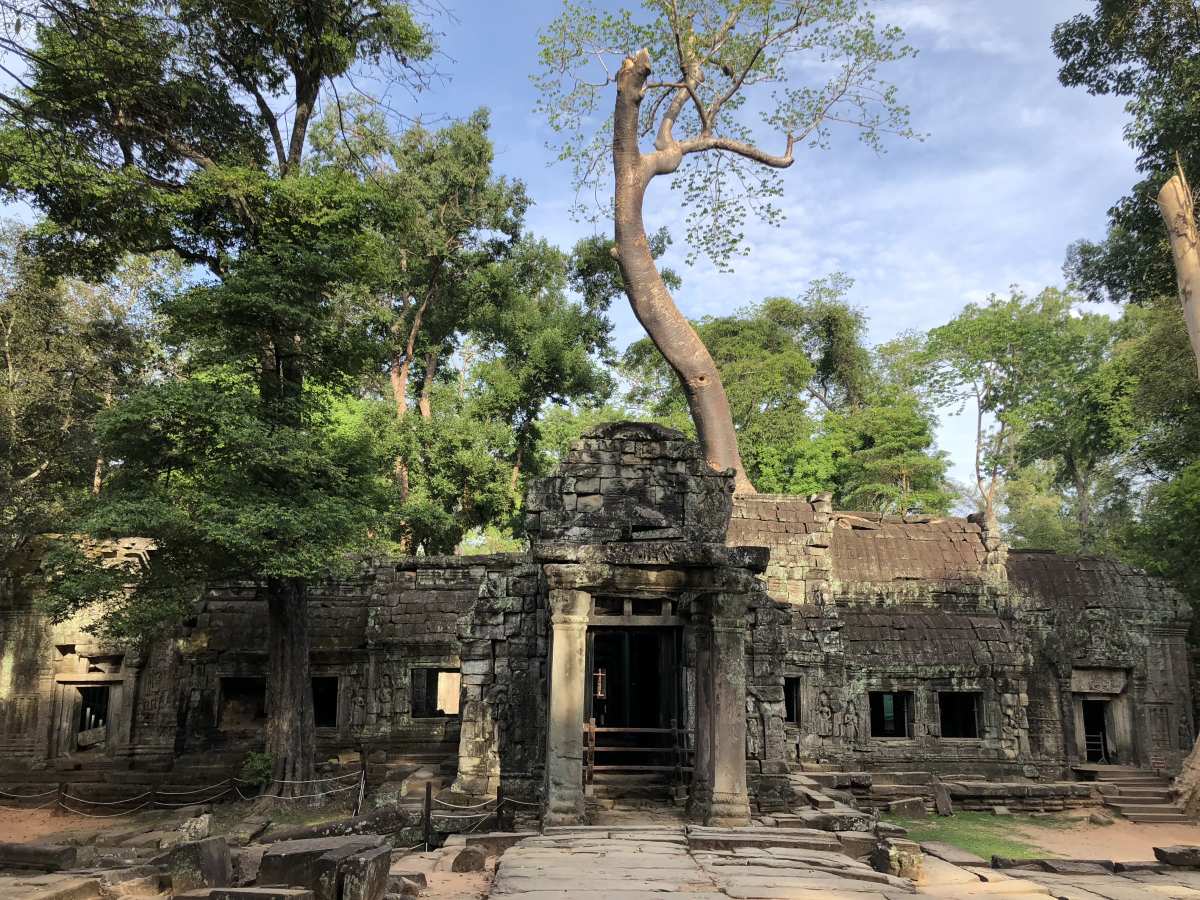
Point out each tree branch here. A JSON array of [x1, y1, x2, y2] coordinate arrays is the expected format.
[[679, 132, 796, 168]]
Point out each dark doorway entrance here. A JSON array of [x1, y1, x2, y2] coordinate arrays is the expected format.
[[1083, 699, 1111, 762], [587, 629, 678, 728]]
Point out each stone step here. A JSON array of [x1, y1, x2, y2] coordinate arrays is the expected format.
[[1124, 812, 1192, 823], [1112, 787, 1172, 799], [1104, 806, 1180, 820]]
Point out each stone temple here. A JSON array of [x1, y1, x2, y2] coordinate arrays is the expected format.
[[0, 422, 1193, 824]]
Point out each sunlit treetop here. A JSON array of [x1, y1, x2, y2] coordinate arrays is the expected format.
[[534, 0, 918, 269]]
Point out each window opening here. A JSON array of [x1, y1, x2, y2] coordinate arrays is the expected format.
[[311, 677, 339, 728], [411, 668, 461, 717], [219, 677, 266, 730], [869, 691, 914, 738], [784, 677, 801, 724], [938, 691, 981, 739]]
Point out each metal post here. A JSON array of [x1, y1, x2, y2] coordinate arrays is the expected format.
[[423, 781, 432, 851], [496, 782, 506, 832]]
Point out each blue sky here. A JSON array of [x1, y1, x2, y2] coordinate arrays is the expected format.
[[395, 0, 1137, 490]]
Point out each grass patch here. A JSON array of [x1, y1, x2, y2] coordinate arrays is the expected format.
[[881, 811, 1076, 861]]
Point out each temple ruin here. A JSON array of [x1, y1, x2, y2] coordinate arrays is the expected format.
[[0, 423, 1193, 824]]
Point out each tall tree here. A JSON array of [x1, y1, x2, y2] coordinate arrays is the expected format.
[[1054, 0, 1200, 373], [535, 0, 916, 491], [0, 0, 433, 789], [0, 226, 158, 567]]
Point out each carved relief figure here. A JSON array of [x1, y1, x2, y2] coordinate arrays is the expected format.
[[843, 699, 861, 744], [815, 691, 834, 737]]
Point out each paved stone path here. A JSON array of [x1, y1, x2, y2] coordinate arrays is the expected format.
[[488, 826, 922, 899]]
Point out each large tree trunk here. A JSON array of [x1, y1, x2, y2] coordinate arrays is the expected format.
[[1176, 730, 1200, 817], [418, 349, 437, 420], [1157, 172, 1200, 379], [612, 53, 755, 493], [264, 575, 315, 795]]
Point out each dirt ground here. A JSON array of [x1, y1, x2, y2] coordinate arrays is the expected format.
[[1016, 808, 1200, 861], [0, 808, 115, 845]]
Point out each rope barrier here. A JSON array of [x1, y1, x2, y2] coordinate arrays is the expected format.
[[245, 780, 361, 801], [0, 787, 59, 799], [433, 796, 496, 810], [57, 800, 151, 818], [500, 797, 540, 807], [235, 770, 363, 786], [152, 788, 233, 807], [155, 780, 232, 796], [430, 810, 493, 820], [60, 790, 153, 806]]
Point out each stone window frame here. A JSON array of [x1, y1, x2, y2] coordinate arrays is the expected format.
[[867, 688, 917, 741], [934, 689, 985, 742], [409, 665, 463, 720], [310, 675, 341, 731]]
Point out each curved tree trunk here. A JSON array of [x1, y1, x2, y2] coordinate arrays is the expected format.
[[1158, 172, 1200, 379], [264, 575, 315, 797], [612, 53, 755, 493]]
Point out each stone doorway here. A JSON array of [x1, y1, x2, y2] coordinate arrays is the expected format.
[[586, 627, 681, 730], [1082, 699, 1111, 763]]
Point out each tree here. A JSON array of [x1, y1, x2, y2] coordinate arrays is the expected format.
[[623, 279, 951, 512], [536, 0, 915, 490], [0, 0, 433, 790], [921, 290, 1075, 528], [1054, 1, 1200, 374], [468, 237, 616, 498], [0, 226, 159, 567]]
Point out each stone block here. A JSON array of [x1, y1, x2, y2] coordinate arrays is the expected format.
[[835, 831, 878, 860], [0, 842, 77, 872], [886, 797, 926, 817], [1155, 845, 1200, 867], [341, 845, 392, 900], [450, 846, 486, 872], [920, 841, 985, 866], [932, 783, 953, 816], [231, 845, 265, 885], [257, 837, 385, 896], [154, 837, 232, 893]]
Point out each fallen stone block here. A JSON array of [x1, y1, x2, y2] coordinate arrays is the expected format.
[[153, 836, 232, 892], [990, 805, 1012, 815], [835, 831, 877, 860], [870, 838, 922, 881], [231, 845, 265, 886], [257, 836, 385, 893], [0, 841, 77, 871], [1038, 859, 1114, 875], [179, 814, 212, 842], [340, 845, 392, 900], [387, 871, 427, 891], [450, 846, 486, 873], [1154, 844, 1200, 867], [886, 797, 926, 817], [228, 817, 271, 847], [920, 841, 985, 867], [1088, 811, 1114, 826], [932, 782, 953, 816]]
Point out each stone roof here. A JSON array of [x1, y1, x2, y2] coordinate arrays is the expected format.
[[1007, 549, 1187, 615], [829, 512, 988, 586], [840, 609, 1024, 667]]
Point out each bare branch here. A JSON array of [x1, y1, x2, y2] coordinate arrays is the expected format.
[[679, 132, 795, 168]]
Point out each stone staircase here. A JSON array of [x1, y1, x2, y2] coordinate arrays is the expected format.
[[586, 771, 682, 812], [1094, 767, 1189, 824]]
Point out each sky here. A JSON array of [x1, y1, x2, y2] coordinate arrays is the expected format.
[[388, 0, 1138, 490]]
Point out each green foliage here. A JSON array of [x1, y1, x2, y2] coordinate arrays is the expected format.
[[1127, 461, 1200, 607], [534, 0, 917, 268], [240, 751, 275, 787], [622, 277, 951, 512], [0, 225, 164, 566], [1055, 1, 1200, 306]]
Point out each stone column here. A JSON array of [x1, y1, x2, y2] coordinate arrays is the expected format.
[[691, 592, 751, 826], [544, 588, 590, 825]]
